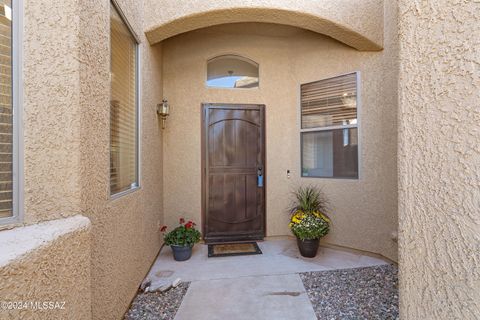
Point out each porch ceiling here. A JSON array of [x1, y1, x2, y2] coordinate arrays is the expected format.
[[144, 0, 384, 51]]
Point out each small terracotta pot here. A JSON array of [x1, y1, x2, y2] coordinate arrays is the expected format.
[[296, 238, 320, 258]]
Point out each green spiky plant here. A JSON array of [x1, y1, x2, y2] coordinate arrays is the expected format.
[[288, 186, 331, 240], [289, 185, 330, 215]]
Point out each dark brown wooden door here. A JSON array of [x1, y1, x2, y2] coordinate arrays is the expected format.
[[202, 104, 265, 243]]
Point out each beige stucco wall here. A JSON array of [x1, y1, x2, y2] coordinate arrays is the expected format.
[[0, 216, 91, 320], [21, 0, 82, 225], [1, 0, 164, 319], [398, 0, 480, 319], [0, 2, 93, 319], [79, 0, 164, 319], [162, 0, 398, 261], [144, 0, 384, 51]]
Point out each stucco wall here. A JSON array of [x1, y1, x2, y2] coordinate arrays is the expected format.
[[21, 0, 82, 225], [79, 0, 164, 319], [3, 0, 164, 319], [144, 0, 384, 51], [162, 0, 398, 261], [0, 216, 91, 320], [398, 0, 480, 319]]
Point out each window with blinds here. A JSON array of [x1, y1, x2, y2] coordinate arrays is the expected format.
[[110, 2, 139, 195], [0, 0, 14, 220], [300, 73, 359, 179]]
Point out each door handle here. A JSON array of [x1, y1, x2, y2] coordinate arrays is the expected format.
[[257, 166, 263, 187], [257, 167, 263, 176]]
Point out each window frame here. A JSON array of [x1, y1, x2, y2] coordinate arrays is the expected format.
[[109, 0, 141, 199], [0, 0, 23, 225], [299, 71, 361, 180]]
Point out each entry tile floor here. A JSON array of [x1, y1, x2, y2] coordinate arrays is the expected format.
[[129, 238, 397, 320], [146, 238, 388, 286]]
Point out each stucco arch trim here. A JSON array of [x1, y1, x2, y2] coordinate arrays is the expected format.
[[145, 7, 383, 51]]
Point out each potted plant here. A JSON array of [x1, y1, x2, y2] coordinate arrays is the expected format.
[[288, 186, 331, 258], [160, 218, 201, 261]]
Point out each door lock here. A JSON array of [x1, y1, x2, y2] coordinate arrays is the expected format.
[[257, 166, 263, 187]]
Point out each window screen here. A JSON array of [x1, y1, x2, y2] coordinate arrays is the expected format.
[[110, 2, 138, 195], [301, 73, 359, 179]]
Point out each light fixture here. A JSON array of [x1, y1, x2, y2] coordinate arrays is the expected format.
[[157, 99, 170, 129], [341, 92, 356, 108]]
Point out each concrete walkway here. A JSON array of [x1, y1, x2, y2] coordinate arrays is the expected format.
[[175, 274, 317, 320], [144, 238, 388, 320]]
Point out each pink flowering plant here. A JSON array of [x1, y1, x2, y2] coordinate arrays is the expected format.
[[160, 218, 201, 247]]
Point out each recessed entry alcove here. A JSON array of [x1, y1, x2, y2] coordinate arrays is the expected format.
[[161, 22, 398, 261]]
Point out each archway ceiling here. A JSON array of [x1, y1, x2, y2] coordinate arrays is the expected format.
[[144, 1, 384, 51]]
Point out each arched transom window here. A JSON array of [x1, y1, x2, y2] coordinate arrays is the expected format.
[[207, 55, 259, 89]]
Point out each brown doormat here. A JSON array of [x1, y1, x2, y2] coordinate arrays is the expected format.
[[208, 242, 262, 257]]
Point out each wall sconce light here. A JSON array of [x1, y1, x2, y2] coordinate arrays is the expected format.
[[341, 92, 357, 108], [157, 99, 170, 129]]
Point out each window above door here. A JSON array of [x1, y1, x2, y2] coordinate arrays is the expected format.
[[206, 55, 259, 89]]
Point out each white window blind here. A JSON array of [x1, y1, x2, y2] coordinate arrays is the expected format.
[[301, 72, 357, 129], [0, 0, 13, 218], [110, 2, 138, 195], [301, 73, 359, 179]]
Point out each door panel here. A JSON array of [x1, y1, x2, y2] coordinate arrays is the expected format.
[[203, 104, 265, 242]]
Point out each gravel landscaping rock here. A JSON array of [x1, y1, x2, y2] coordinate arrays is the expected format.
[[124, 282, 190, 320], [300, 264, 398, 320]]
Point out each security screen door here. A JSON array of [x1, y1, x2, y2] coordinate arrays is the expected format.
[[202, 104, 265, 243]]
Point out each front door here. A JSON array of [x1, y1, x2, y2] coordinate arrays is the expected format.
[[202, 104, 265, 243]]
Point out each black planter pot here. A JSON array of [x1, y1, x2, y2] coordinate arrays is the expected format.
[[170, 245, 193, 261], [297, 238, 320, 258]]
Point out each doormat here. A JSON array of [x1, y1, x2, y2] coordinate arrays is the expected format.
[[208, 242, 262, 258]]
